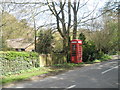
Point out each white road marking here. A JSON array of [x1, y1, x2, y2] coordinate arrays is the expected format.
[[15, 86, 24, 88], [102, 65, 119, 74], [64, 85, 76, 90], [67, 85, 76, 88]]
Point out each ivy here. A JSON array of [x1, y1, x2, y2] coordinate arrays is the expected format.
[[0, 51, 39, 76]]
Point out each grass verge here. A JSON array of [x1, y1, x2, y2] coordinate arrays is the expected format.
[[93, 54, 112, 63], [1, 67, 51, 85], [1, 63, 84, 86]]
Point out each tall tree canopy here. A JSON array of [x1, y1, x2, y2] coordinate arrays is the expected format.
[[89, 1, 119, 53]]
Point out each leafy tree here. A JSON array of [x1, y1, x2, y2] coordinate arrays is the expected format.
[[0, 12, 34, 51], [103, 2, 118, 53], [36, 29, 54, 54], [90, 1, 118, 54], [78, 32, 86, 45], [78, 33, 102, 62], [52, 32, 63, 52]]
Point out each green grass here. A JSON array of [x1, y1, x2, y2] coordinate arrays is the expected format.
[[1, 63, 84, 85], [93, 54, 112, 63], [52, 62, 84, 69], [1, 67, 52, 85], [93, 59, 101, 63]]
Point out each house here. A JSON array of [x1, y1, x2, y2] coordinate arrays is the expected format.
[[6, 38, 35, 51]]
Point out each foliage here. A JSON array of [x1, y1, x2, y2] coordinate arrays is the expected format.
[[1, 67, 50, 85], [93, 59, 101, 63], [78, 33, 104, 62], [100, 54, 112, 61], [1, 62, 84, 85], [82, 41, 98, 62], [53, 62, 84, 69], [52, 32, 63, 52], [36, 29, 54, 54], [0, 51, 39, 76], [91, 21, 118, 54], [90, 1, 118, 54], [93, 54, 112, 63], [1, 12, 34, 51], [78, 33, 86, 45]]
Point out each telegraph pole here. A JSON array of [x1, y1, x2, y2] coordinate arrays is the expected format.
[[33, 17, 37, 52], [118, 4, 120, 52], [31, 6, 37, 52]]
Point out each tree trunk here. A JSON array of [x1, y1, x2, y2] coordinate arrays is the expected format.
[[73, 1, 77, 39], [73, 12, 77, 39], [62, 36, 71, 63]]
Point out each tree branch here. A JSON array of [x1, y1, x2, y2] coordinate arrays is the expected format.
[[80, 7, 116, 24], [60, 1, 67, 35], [77, 0, 80, 12], [81, 2, 99, 20], [78, 0, 89, 10]]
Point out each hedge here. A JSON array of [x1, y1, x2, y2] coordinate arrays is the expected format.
[[0, 51, 39, 76]]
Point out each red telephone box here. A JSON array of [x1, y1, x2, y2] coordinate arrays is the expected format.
[[70, 39, 82, 63]]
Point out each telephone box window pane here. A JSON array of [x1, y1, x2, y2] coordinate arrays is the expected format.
[[72, 45, 76, 51], [72, 45, 76, 56]]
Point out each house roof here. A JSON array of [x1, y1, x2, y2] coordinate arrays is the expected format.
[[6, 38, 34, 49]]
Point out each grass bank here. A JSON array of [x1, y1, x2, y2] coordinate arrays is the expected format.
[[1, 67, 51, 85], [1, 63, 84, 86]]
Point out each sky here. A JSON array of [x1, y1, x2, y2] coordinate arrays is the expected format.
[[0, 0, 117, 29], [35, 0, 110, 28]]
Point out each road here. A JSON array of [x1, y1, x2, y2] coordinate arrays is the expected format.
[[3, 59, 119, 89]]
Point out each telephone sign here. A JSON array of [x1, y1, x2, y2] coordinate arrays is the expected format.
[[71, 41, 77, 43]]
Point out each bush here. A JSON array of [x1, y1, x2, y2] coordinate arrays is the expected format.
[[82, 41, 105, 62], [100, 54, 112, 61], [0, 51, 39, 76], [36, 29, 53, 54], [93, 54, 112, 63], [53, 62, 84, 69], [78, 33, 105, 62]]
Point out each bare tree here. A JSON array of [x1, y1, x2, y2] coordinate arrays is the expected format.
[[46, 0, 96, 61], [72, 0, 80, 39]]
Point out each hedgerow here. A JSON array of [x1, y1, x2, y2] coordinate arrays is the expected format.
[[0, 51, 39, 76]]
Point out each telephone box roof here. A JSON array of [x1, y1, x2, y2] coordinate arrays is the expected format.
[[71, 39, 82, 44]]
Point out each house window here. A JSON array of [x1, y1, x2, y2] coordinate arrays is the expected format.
[[15, 48, 19, 51], [32, 49, 35, 52], [21, 48, 25, 51]]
